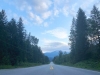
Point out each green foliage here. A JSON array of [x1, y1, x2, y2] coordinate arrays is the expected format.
[[69, 17, 76, 63], [0, 65, 13, 69], [88, 5, 100, 59], [74, 8, 89, 62], [0, 10, 50, 67], [0, 10, 8, 64], [53, 51, 70, 64], [0, 62, 42, 69], [17, 62, 42, 68], [53, 5, 100, 70], [63, 60, 100, 71]]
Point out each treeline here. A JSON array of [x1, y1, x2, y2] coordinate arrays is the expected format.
[[53, 5, 100, 64], [0, 10, 49, 66], [53, 51, 70, 64]]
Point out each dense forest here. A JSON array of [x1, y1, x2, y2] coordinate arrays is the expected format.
[[53, 5, 100, 66], [0, 10, 49, 66]]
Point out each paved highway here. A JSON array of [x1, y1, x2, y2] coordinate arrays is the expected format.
[[0, 62, 100, 75]]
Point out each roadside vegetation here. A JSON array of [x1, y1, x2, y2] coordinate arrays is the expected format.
[[53, 5, 100, 71], [62, 60, 100, 71], [0, 62, 43, 69], [0, 10, 50, 69]]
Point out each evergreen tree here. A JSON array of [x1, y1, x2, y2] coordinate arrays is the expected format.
[[53, 6, 100, 65], [17, 18, 25, 62], [0, 9, 50, 66], [75, 8, 89, 62], [7, 18, 19, 65], [0, 10, 8, 64], [69, 17, 76, 63], [88, 5, 100, 59]]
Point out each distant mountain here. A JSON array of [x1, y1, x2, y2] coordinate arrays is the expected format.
[[44, 50, 70, 61], [44, 51, 59, 61]]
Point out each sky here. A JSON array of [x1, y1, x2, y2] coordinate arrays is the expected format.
[[0, 0, 100, 53]]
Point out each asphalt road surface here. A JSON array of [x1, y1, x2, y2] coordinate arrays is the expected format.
[[0, 62, 100, 75]]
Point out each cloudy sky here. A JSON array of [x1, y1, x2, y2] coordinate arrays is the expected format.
[[0, 0, 100, 53]]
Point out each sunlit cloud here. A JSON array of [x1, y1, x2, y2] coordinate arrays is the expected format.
[[4, 0, 100, 27], [42, 11, 52, 19], [43, 27, 68, 39], [41, 39, 70, 53]]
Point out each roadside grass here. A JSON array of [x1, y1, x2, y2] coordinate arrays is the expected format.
[[0, 62, 42, 69], [62, 60, 100, 71], [0, 65, 14, 69]]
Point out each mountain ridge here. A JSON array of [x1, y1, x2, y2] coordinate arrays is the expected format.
[[44, 51, 60, 61]]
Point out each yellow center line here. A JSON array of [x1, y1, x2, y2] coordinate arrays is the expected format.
[[50, 65, 54, 70]]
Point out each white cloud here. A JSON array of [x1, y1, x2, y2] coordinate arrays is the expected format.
[[79, 0, 100, 17], [96, 1, 100, 10], [53, 0, 69, 16], [11, 0, 32, 11], [35, 15, 43, 24], [19, 1, 29, 11], [62, 6, 69, 17], [34, 2, 48, 12], [4, 0, 100, 26], [70, 3, 77, 17], [28, 11, 35, 20], [27, 11, 43, 24], [33, 0, 52, 13], [43, 27, 68, 39], [80, 0, 94, 10], [4, 0, 52, 26], [54, 8, 59, 16], [41, 39, 70, 53], [42, 11, 52, 19]]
